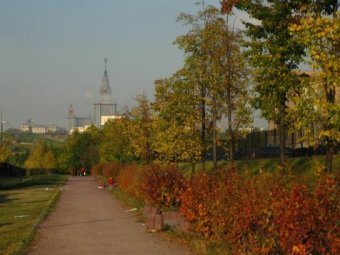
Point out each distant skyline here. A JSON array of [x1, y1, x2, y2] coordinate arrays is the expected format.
[[0, 0, 267, 129]]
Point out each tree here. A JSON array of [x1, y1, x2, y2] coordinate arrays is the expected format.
[[175, 4, 252, 168], [0, 142, 11, 163], [220, 19, 253, 163], [126, 94, 155, 163], [175, 5, 211, 167], [24, 139, 57, 170], [62, 126, 101, 171], [100, 118, 134, 163], [221, 0, 306, 168], [288, 3, 339, 172], [153, 75, 202, 165]]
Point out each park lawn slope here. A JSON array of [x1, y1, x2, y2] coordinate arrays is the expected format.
[[180, 155, 340, 178], [0, 175, 67, 255]]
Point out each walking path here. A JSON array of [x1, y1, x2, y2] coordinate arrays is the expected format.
[[27, 176, 192, 255]]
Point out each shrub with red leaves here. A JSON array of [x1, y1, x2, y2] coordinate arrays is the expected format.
[[117, 164, 144, 200], [139, 164, 187, 209], [273, 174, 339, 255], [102, 162, 121, 183], [90, 163, 104, 177], [180, 170, 339, 254]]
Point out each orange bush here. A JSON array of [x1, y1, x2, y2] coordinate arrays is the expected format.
[[102, 163, 121, 183], [180, 171, 218, 239], [111, 163, 339, 254], [273, 174, 339, 255], [139, 164, 187, 208], [90, 163, 104, 177], [117, 164, 144, 200], [180, 170, 339, 254]]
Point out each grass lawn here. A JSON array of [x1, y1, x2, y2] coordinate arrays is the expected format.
[[0, 175, 67, 255], [180, 155, 340, 179]]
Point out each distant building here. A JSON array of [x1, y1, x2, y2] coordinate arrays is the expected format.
[[67, 58, 120, 133], [21, 119, 63, 134], [21, 119, 33, 132], [67, 104, 92, 134], [94, 58, 118, 128]]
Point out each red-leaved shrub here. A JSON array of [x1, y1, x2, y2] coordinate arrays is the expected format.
[[90, 163, 104, 177], [139, 164, 187, 208], [273, 174, 339, 255], [180, 170, 339, 254], [110, 162, 338, 254], [102, 163, 121, 183], [117, 164, 144, 200]]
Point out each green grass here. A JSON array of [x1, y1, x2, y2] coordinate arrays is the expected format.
[[0, 175, 67, 255], [0, 175, 68, 190], [180, 155, 340, 179]]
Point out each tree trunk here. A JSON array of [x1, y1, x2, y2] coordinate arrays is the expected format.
[[225, 16, 235, 164], [212, 100, 217, 171], [325, 142, 334, 173], [191, 162, 196, 176], [324, 80, 336, 173], [278, 101, 286, 168], [227, 84, 235, 163], [201, 86, 206, 170]]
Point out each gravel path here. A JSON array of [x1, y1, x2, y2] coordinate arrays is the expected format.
[[27, 176, 192, 255]]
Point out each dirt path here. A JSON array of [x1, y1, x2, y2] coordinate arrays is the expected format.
[[27, 176, 192, 255]]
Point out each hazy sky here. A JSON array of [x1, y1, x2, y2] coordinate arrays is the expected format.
[[0, 0, 266, 129]]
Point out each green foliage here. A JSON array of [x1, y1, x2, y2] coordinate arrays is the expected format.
[[236, 1, 304, 120], [226, 0, 307, 166], [288, 12, 339, 172], [0, 143, 11, 163], [62, 126, 101, 171], [126, 95, 156, 163], [100, 118, 134, 163], [169, 4, 253, 166], [24, 139, 57, 170], [153, 77, 202, 162]]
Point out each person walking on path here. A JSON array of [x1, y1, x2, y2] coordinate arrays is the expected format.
[[27, 176, 192, 255]]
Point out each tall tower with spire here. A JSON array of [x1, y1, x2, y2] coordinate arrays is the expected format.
[[94, 58, 118, 127], [67, 104, 92, 133], [100, 58, 112, 104]]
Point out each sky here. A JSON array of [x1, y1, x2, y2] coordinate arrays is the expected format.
[[0, 0, 267, 129]]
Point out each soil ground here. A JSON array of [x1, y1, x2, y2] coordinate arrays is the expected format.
[[26, 176, 192, 255]]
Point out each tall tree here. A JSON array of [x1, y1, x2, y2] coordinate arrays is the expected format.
[[0, 141, 11, 163], [24, 139, 57, 170], [62, 126, 101, 171], [175, 5, 211, 167], [221, 0, 306, 167], [153, 74, 202, 165], [100, 118, 134, 163], [176, 4, 252, 168], [288, 1, 339, 172], [127, 94, 155, 163]]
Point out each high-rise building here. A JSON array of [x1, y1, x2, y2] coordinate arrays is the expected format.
[[67, 104, 92, 133], [67, 58, 119, 133], [93, 58, 118, 127]]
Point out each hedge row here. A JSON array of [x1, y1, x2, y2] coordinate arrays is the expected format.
[[91, 163, 339, 255]]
